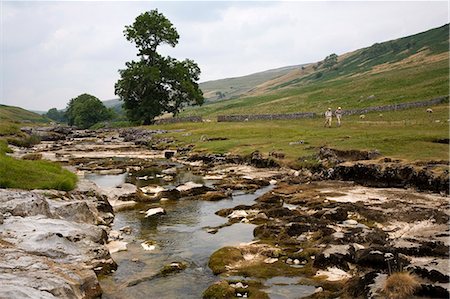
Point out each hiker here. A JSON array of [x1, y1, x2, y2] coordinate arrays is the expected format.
[[324, 108, 332, 127], [335, 107, 343, 127]]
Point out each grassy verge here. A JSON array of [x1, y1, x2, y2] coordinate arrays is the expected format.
[[0, 137, 77, 191], [152, 104, 449, 165]]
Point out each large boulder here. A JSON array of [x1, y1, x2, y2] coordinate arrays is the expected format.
[[0, 190, 52, 218], [0, 248, 102, 299], [0, 188, 117, 298]]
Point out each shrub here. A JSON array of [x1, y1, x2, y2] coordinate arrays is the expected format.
[[383, 272, 420, 299]]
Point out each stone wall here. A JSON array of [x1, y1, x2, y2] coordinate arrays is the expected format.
[[154, 116, 203, 125], [216, 96, 448, 122], [340, 96, 449, 116], [217, 112, 316, 122]]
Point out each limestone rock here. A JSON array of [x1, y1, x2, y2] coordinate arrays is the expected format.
[[145, 207, 166, 217]]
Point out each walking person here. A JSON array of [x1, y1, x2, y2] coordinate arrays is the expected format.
[[335, 107, 342, 127], [324, 108, 332, 128]]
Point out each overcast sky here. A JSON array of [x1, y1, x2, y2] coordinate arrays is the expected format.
[[1, 1, 448, 111]]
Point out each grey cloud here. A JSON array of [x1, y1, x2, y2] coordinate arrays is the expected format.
[[1, 1, 447, 111]]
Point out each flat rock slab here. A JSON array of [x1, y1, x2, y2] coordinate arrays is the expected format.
[[2, 215, 108, 263]]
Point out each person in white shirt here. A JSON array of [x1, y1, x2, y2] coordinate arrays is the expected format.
[[335, 107, 342, 127], [324, 108, 332, 128]]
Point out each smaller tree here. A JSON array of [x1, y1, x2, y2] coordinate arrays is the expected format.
[[65, 94, 111, 129], [46, 108, 66, 123], [323, 53, 338, 70]]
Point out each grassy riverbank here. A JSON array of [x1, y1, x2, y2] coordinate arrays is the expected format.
[[0, 107, 77, 191], [154, 104, 449, 165], [0, 139, 77, 191]]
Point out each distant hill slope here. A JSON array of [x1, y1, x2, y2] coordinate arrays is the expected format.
[[0, 105, 50, 123], [181, 24, 449, 117], [102, 98, 122, 108], [199, 64, 307, 102]]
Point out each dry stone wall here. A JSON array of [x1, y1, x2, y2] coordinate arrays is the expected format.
[[154, 116, 202, 124], [217, 112, 316, 122], [340, 96, 449, 116], [216, 96, 448, 122]]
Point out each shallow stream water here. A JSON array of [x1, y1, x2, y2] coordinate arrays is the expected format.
[[89, 168, 316, 298], [89, 169, 267, 298]]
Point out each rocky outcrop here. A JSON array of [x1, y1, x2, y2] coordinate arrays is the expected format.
[[331, 162, 449, 193], [185, 151, 280, 169], [21, 126, 72, 141], [0, 189, 116, 298], [0, 248, 102, 299], [318, 147, 381, 165], [119, 128, 167, 146]]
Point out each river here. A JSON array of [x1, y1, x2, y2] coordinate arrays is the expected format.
[[87, 169, 279, 298]]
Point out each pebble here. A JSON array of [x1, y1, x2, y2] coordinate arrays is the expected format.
[[230, 282, 247, 289], [314, 287, 323, 293], [120, 226, 132, 234], [264, 257, 278, 264]]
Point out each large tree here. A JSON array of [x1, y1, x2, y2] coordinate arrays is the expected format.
[[115, 10, 204, 125], [65, 93, 111, 129]]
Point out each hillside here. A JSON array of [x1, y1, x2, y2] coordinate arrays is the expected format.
[[102, 98, 122, 108], [199, 64, 307, 102], [0, 104, 50, 124], [182, 24, 449, 117]]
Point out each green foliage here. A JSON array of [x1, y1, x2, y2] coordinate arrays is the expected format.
[[124, 10, 179, 56], [323, 53, 338, 70], [0, 154, 77, 191], [115, 9, 204, 125], [65, 93, 111, 129], [45, 108, 66, 123]]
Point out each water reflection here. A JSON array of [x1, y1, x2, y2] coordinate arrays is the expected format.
[[85, 172, 128, 188]]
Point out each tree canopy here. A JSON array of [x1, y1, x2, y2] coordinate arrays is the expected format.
[[115, 10, 204, 125], [323, 53, 338, 70], [45, 108, 66, 123], [65, 94, 111, 129]]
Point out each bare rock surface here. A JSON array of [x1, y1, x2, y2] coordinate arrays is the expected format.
[[0, 188, 116, 299]]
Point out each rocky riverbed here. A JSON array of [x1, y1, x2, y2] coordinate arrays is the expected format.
[[2, 126, 449, 298]]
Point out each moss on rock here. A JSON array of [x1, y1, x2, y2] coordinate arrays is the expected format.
[[202, 281, 235, 299], [208, 246, 243, 274]]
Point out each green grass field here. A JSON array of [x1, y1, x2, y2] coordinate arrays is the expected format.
[[154, 104, 449, 165], [0, 140, 77, 191]]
